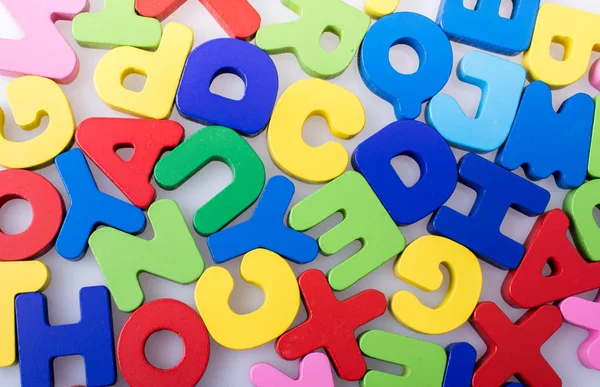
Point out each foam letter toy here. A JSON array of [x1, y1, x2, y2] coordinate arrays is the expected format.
[[16, 286, 116, 387], [503, 210, 600, 308], [195, 249, 299, 350], [363, 0, 399, 19], [137, 0, 260, 39], [118, 299, 210, 387], [360, 330, 447, 387], [76, 117, 184, 209], [560, 291, 600, 370], [352, 120, 457, 225], [200, 0, 261, 40], [255, 0, 370, 79], [135, 0, 186, 21], [426, 50, 526, 152], [497, 81, 594, 189], [443, 342, 477, 387], [0, 76, 75, 169], [94, 23, 193, 119], [73, 0, 162, 49], [89, 200, 204, 312], [523, 4, 600, 88], [590, 61, 600, 91], [290, 171, 405, 291], [565, 179, 600, 262], [0, 261, 49, 367], [268, 79, 365, 183], [359, 12, 452, 120], [250, 352, 334, 387], [470, 302, 562, 387], [55, 149, 146, 260], [276, 269, 387, 381], [176, 38, 278, 136], [390, 235, 482, 335], [437, 0, 540, 55], [208, 176, 318, 264], [429, 153, 550, 270], [0, 0, 86, 83], [588, 96, 600, 178], [154, 126, 265, 235], [0, 170, 63, 261]]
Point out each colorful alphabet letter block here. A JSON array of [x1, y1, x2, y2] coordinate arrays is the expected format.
[[118, 299, 210, 387], [268, 79, 365, 183], [208, 176, 318, 264], [76, 117, 184, 209], [135, 0, 187, 21], [198, 0, 261, 40], [503, 210, 600, 308], [0, 0, 87, 83], [565, 179, 600, 262], [276, 269, 387, 381], [443, 342, 477, 387], [94, 23, 193, 119], [587, 96, 600, 178], [72, 0, 162, 49], [427, 50, 526, 153], [497, 81, 594, 189], [560, 291, 600, 370], [176, 38, 278, 136], [437, 0, 540, 55], [523, 4, 600, 88], [89, 199, 205, 312], [250, 352, 334, 387], [0, 261, 49, 367], [470, 302, 562, 387], [359, 329, 447, 387], [359, 12, 452, 120], [429, 153, 550, 270], [154, 125, 265, 236], [353, 119, 457, 225], [0, 170, 63, 262], [0, 76, 75, 169], [256, 0, 370, 79], [289, 171, 406, 291], [363, 0, 399, 19], [16, 286, 116, 387], [55, 149, 146, 260], [135, 0, 261, 40], [391, 235, 482, 335], [195, 249, 299, 350]]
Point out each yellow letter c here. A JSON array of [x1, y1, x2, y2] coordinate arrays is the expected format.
[[267, 78, 365, 183], [194, 249, 300, 350]]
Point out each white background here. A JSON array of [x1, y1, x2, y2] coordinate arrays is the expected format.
[[1, 0, 600, 386]]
